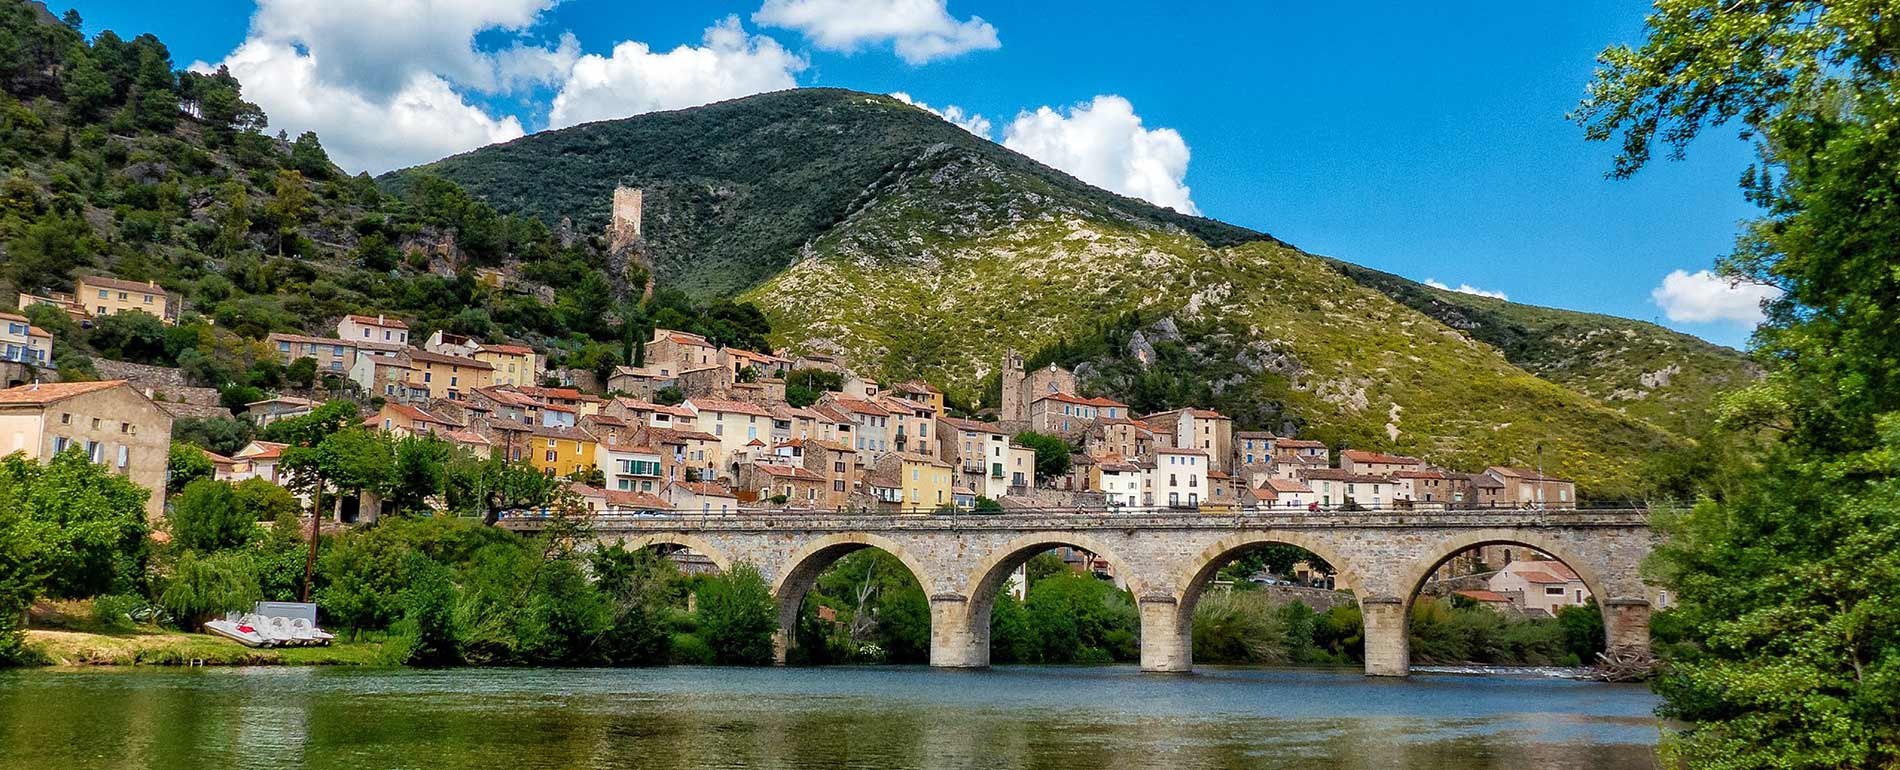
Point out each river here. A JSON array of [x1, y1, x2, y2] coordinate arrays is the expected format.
[[0, 666, 1661, 770]]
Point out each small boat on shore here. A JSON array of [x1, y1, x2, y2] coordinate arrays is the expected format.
[[203, 603, 334, 648]]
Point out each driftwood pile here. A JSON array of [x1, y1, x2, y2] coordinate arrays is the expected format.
[[1592, 647, 1658, 682]]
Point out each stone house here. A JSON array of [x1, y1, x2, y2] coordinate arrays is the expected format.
[[1393, 470, 1453, 508], [1143, 408, 1234, 473], [406, 349, 493, 400], [1487, 558, 1592, 617], [422, 330, 480, 358], [268, 332, 404, 378], [245, 396, 316, 427], [1093, 456, 1144, 509], [1234, 430, 1275, 467], [473, 344, 539, 388], [770, 438, 857, 510], [606, 364, 677, 398], [0, 310, 53, 367], [937, 416, 1010, 499], [597, 439, 666, 495], [1300, 468, 1396, 509], [349, 352, 426, 403], [1151, 447, 1208, 509], [336, 313, 408, 345], [1028, 392, 1126, 435], [76, 276, 170, 323], [1482, 466, 1577, 507], [738, 461, 827, 508], [875, 395, 937, 457], [1271, 437, 1328, 464], [0, 380, 173, 520], [820, 394, 892, 463], [891, 379, 945, 415], [1084, 417, 1153, 461], [527, 424, 596, 479], [1338, 449, 1425, 477], [647, 328, 719, 373], [664, 480, 737, 514]]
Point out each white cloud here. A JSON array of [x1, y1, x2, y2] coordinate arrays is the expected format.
[[1001, 95, 1199, 215], [1651, 269, 1782, 324], [245, 0, 558, 98], [546, 16, 805, 130], [889, 91, 991, 137], [201, 0, 562, 173], [217, 40, 526, 173], [753, 0, 999, 64], [1425, 278, 1509, 300]]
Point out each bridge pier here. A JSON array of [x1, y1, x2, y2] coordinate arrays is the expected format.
[[1603, 598, 1652, 658], [1138, 594, 1191, 673], [1360, 596, 1410, 677], [928, 593, 988, 667]]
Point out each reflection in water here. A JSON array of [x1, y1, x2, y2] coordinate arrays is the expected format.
[[0, 666, 1661, 770]]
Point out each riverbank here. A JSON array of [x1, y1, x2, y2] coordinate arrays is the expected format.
[[24, 629, 385, 667]]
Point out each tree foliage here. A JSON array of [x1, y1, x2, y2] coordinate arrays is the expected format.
[[1576, 3, 1900, 766]]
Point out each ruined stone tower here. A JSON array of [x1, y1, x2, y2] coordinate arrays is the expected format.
[[611, 186, 643, 239]]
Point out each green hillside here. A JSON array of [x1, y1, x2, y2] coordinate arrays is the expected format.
[[1327, 261, 1757, 434], [387, 89, 1271, 297]]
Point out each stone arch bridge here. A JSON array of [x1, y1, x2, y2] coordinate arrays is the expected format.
[[503, 509, 1659, 676]]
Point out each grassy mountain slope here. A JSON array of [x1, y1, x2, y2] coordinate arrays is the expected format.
[[740, 144, 1678, 494], [387, 89, 1270, 297], [1328, 261, 1757, 434]]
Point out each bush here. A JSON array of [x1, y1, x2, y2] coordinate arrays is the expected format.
[[1192, 591, 1289, 664], [90, 594, 142, 632], [159, 551, 261, 630], [0, 611, 45, 667], [695, 562, 776, 665], [397, 554, 459, 666], [169, 479, 257, 552]]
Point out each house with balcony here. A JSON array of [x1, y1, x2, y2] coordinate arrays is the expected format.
[[0, 311, 52, 368]]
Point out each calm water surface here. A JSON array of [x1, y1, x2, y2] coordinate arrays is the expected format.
[[0, 666, 1661, 770]]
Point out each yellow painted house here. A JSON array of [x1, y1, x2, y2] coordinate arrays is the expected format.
[[872, 451, 956, 512], [529, 425, 597, 478], [75, 276, 170, 323], [474, 344, 539, 388]]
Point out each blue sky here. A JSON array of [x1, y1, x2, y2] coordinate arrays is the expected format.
[[67, 0, 1769, 348]]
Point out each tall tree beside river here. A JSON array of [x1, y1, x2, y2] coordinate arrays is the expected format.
[[1575, 2, 1900, 767]]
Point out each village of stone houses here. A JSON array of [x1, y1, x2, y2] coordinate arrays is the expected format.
[[1, 256, 1593, 618]]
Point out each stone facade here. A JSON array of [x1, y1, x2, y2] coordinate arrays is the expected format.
[[506, 509, 1659, 677]]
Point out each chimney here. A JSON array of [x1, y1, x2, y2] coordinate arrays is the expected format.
[[377, 314, 385, 325]]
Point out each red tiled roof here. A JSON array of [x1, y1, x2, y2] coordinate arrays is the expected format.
[[751, 463, 824, 481], [237, 441, 289, 460], [1341, 449, 1424, 466], [1301, 468, 1392, 483], [1517, 571, 1571, 585], [670, 481, 736, 498], [1155, 447, 1208, 456], [343, 313, 406, 329], [827, 396, 889, 417], [78, 275, 168, 295], [605, 490, 671, 510], [1276, 438, 1327, 449], [409, 349, 493, 370], [1265, 478, 1311, 493], [0, 380, 128, 405], [476, 344, 534, 356], [1456, 589, 1512, 603], [688, 397, 773, 417]]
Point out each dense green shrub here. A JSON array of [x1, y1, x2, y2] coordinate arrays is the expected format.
[[168, 479, 258, 553], [158, 551, 260, 630], [695, 563, 776, 665]]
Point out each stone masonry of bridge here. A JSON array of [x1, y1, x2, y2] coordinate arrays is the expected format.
[[504, 510, 1660, 676]]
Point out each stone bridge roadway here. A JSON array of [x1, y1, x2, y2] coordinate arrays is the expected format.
[[503, 508, 1659, 676]]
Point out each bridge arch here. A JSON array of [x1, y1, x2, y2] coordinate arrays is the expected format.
[[940, 532, 1145, 668], [1144, 531, 1362, 672], [1367, 528, 1649, 676], [616, 533, 733, 574], [769, 532, 936, 664]]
